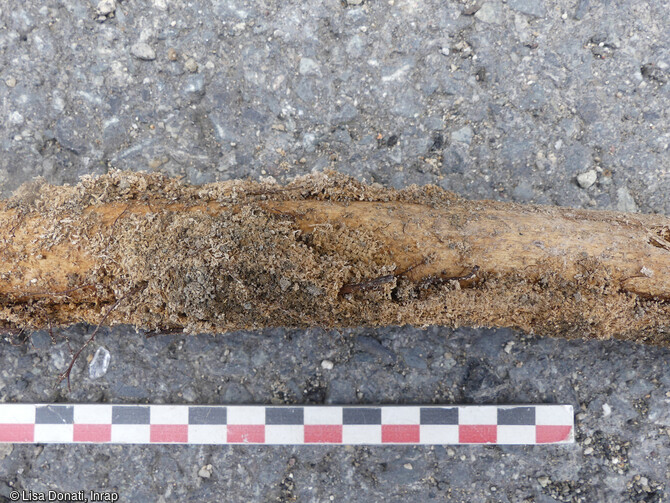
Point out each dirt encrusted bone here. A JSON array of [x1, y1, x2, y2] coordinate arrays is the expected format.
[[0, 169, 669, 345]]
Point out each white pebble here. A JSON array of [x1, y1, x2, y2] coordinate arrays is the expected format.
[[131, 42, 156, 61], [602, 403, 612, 417], [198, 464, 213, 478], [577, 170, 597, 189], [89, 347, 111, 379], [321, 360, 334, 370], [184, 58, 199, 73], [96, 0, 116, 15], [537, 476, 550, 487], [9, 111, 24, 125]]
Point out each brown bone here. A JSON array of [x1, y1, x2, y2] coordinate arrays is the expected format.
[[1, 169, 669, 345]]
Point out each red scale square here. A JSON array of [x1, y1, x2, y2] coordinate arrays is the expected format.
[[227, 425, 265, 444], [150, 424, 188, 443], [304, 425, 342, 444], [536, 425, 572, 443], [74, 424, 111, 443], [459, 425, 497, 444], [382, 425, 420, 443], [0, 424, 34, 443]]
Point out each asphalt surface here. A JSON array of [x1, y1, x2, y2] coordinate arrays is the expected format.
[[0, 0, 669, 501]]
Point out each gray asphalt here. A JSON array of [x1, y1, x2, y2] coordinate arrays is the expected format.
[[0, 0, 669, 501]]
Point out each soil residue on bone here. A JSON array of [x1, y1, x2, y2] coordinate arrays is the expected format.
[[0, 169, 669, 346]]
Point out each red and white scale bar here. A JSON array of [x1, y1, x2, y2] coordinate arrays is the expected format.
[[0, 404, 573, 445]]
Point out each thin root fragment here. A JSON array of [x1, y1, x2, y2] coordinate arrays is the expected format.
[[55, 284, 143, 390]]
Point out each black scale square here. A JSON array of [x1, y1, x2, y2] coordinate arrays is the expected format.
[[112, 406, 150, 424], [265, 407, 304, 425], [420, 407, 459, 425], [343, 408, 382, 425], [35, 405, 74, 424], [188, 406, 227, 425], [497, 407, 536, 425]]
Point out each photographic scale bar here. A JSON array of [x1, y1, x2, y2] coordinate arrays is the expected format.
[[0, 404, 573, 445]]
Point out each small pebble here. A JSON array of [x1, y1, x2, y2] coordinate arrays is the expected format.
[[537, 476, 551, 487], [451, 126, 473, 145], [167, 48, 178, 61], [180, 386, 197, 402], [131, 42, 157, 61], [89, 347, 111, 379], [584, 447, 594, 455], [321, 360, 334, 370], [96, 0, 116, 15], [184, 58, 198, 73], [5, 77, 16, 88], [299, 57, 320, 76], [279, 277, 291, 292], [602, 403, 612, 417], [403, 463, 413, 470], [198, 464, 213, 478], [9, 111, 23, 125], [576, 170, 597, 188], [0, 444, 13, 460], [475, 1, 504, 24], [616, 186, 638, 212]]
